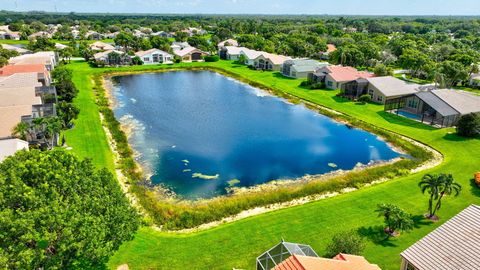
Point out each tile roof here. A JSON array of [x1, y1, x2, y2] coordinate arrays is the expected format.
[[401, 205, 480, 270], [274, 254, 381, 270], [134, 48, 171, 57], [240, 49, 266, 60], [90, 41, 115, 51], [367, 76, 420, 97], [324, 66, 374, 82], [256, 53, 291, 65], [1, 44, 30, 54], [0, 64, 47, 76], [0, 106, 33, 138], [218, 39, 239, 47], [327, 44, 337, 53], [0, 86, 42, 107], [0, 72, 42, 88], [223, 46, 249, 55], [93, 50, 125, 60], [174, 47, 204, 57]]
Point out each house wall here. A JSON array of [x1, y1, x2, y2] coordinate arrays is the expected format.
[[367, 84, 387, 104], [325, 74, 339, 89], [141, 52, 171, 65]]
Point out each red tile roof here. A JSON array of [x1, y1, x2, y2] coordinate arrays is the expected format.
[[325, 66, 374, 82], [274, 254, 381, 270], [0, 64, 47, 76], [327, 44, 337, 53]]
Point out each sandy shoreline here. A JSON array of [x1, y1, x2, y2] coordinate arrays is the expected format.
[[100, 70, 443, 233]]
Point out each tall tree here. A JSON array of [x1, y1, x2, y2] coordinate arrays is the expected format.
[[0, 150, 140, 269]]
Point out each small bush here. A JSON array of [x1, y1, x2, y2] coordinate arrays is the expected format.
[[204, 55, 220, 62], [456, 113, 480, 137], [131, 56, 144, 65], [326, 230, 366, 257], [357, 94, 372, 104], [174, 55, 182, 63]]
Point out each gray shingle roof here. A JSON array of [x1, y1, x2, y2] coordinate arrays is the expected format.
[[367, 76, 420, 97], [432, 89, 480, 115], [415, 91, 459, 117], [401, 205, 480, 270]]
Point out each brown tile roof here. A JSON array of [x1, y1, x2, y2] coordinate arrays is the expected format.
[[0, 106, 32, 138], [274, 254, 381, 270], [327, 44, 337, 53]]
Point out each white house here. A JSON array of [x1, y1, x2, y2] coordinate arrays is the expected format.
[[90, 41, 115, 51], [239, 49, 266, 66], [0, 139, 29, 162], [217, 39, 238, 49], [171, 42, 191, 51], [135, 49, 173, 64], [219, 46, 249, 60]]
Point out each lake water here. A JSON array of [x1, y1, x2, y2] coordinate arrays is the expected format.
[[111, 71, 402, 199]]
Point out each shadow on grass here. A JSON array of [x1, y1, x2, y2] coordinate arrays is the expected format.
[[443, 133, 479, 142], [357, 226, 397, 247], [332, 95, 351, 104], [272, 72, 296, 80], [469, 179, 480, 197], [412, 214, 431, 229], [377, 111, 437, 131]]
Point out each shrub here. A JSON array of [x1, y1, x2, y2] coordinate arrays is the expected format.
[[326, 230, 366, 257], [204, 55, 220, 62], [174, 55, 182, 63], [131, 56, 144, 65], [456, 113, 480, 137], [357, 94, 372, 103]]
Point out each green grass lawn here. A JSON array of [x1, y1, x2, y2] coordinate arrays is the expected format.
[[64, 61, 480, 270]]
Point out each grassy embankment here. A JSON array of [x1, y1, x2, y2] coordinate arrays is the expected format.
[[64, 60, 479, 270]]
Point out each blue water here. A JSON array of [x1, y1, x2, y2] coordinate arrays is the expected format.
[[111, 71, 401, 199]]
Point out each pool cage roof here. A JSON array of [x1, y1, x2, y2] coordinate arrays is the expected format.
[[256, 241, 319, 270]]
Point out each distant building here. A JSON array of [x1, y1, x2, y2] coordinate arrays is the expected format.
[[135, 49, 173, 64], [86, 31, 105, 40], [319, 44, 337, 60], [93, 50, 130, 66], [89, 41, 115, 51], [217, 38, 238, 49], [469, 73, 480, 88], [400, 205, 480, 270], [173, 47, 207, 62], [257, 241, 380, 270], [282, 59, 329, 79], [1, 44, 31, 55], [8, 51, 59, 71], [170, 42, 191, 51]]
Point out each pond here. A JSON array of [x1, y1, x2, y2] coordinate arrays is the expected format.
[[111, 71, 402, 199]]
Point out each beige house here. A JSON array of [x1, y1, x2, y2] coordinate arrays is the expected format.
[[173, 47, 207, 62], [89, 41, 115, 51], [254, 53, 291, 71], [135, 49, 173, 64]]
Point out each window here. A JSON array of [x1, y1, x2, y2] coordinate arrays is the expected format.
[[143, 57, 150, 62], [377, 95, 383, 102], [327, 81, 333, 87], [407, 99, 418, 108]]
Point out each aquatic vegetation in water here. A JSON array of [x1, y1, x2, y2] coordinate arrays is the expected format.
[[227, 179, 241, 187], [192, 173, 220, 180], [328, 163, 338, 168], [183, 169, 192, 172]]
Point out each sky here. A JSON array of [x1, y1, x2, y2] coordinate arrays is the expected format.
[[2, 0, 480, 15]]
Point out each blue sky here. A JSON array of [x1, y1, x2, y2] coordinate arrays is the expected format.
[[4, 0, 480, 15]]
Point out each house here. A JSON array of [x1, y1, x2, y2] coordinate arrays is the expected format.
[[28, 31, 52, 40], [9, 52, 58, 71], [309, 66, 374, 90], [282, 59, 329, 79], [93, 50, 131, 66], [173, 47, 207, 62], [133, 29, 147, 38], [400, 205, 480, 270], [105, 31, 120, 39], [0, 64, 51, 85], [0, 138, 29, 162], [385, 89, 480, 127], [86, 31, 105, 40], [170, 41, 191, 51], [257, 241, 380, 270], [1, 44, 31, 55], [89, 41, 115, 51], [239, 49, 265, 66], [0, 26, 21, 40], [253, 53, 291, 71], [217, 38, 238, 49], [55, 43, 68, 50], [152, 31, 173, 38], [469, 73, 480, 88], [219, 46, 248, 60], [182, 27, 207, 36], [364, 76, 420, 104], [135, 49, 173, 64], [319, 44, 337, 60]]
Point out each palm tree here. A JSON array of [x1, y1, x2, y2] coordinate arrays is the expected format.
[[419, 174, 443, 218], [432, 174, 461, 217], [376, 203, 413, 237], [43, 117, 62, 148], [12, 122, 29, 140]]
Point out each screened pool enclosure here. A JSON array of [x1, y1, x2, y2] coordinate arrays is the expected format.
[[256, 241, 319, 270]]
